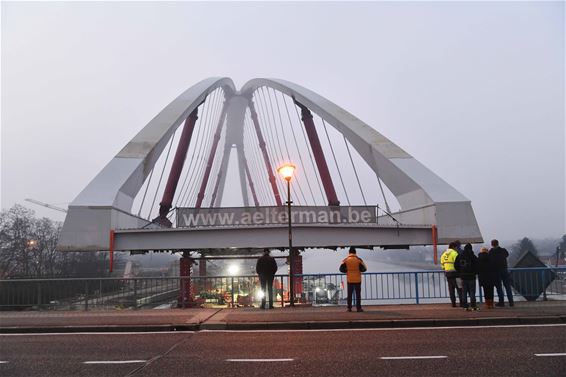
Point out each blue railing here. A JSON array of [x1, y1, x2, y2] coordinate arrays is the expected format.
[[0, 267, 564, 310]]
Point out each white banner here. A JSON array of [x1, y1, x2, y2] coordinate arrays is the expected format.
[[176, 206, 377, 228]]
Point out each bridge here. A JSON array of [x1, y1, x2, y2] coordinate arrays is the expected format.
[[56, 77, 482, 252], [58, 78, 482, 253], [55, 77, 482, 305]]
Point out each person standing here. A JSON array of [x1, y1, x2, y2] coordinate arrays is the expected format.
[[256, 249, 278, 309], [453, 240, 465, 304], [340, 247, 367, 312], [489, 239, 514, 307], [454, 243, 479, 311], [440, 242, 463, 307], [477, 247, 496, 309]]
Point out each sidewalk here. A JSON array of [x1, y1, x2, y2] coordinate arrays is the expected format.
[[1, 301, 564, 333]]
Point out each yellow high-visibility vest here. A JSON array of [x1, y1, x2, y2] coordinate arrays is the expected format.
[[440, 248, 458, 272]]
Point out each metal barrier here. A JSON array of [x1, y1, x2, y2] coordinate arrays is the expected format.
[[0, 267, 564, 311]]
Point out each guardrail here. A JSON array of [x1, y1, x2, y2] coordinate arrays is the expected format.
[[0, 267, 564, 311]]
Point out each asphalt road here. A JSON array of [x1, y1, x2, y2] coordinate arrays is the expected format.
[[1, 325, 565, 377]]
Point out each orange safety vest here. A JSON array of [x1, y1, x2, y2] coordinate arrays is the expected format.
[[342, 254, 367, 283]]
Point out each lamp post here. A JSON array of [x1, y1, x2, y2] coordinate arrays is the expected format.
[[277, 163, 296, 307]]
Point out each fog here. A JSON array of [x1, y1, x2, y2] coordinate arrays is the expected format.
[[1, 1, 564, 242]]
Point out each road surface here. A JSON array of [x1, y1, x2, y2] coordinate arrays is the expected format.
[[1, 324, 564, 376]]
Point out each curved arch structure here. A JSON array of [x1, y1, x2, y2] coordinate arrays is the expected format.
[[57, 77, 482, 252]]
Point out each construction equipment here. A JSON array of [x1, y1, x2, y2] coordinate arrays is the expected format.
[[24, 198, 68, 213]]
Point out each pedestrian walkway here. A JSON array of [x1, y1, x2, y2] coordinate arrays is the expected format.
[[0, 301, 564, 333]]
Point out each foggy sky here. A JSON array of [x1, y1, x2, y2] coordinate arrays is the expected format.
[[1, 1, 564, 243]]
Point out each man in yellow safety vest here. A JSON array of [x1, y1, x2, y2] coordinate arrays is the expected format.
[[441, 242, 463, 307]]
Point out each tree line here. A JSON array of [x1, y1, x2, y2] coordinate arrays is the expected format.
[[0, 205, 111, 278]]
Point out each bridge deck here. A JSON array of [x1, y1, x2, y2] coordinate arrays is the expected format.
[[113, 224, 433, 252]]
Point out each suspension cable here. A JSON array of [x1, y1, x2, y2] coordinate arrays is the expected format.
[[255, 89, 286, 197], [280, 91, 317, 205], [292, 97, 325, 203], [343, 135, 367, 206], [250, 97, 280, 203], [245, 115, 270, 205], [320, 118, 349, 205], [137, 167, 154, 217], [179, 90, 219, 207], [176, 89, 219, 207], [184, 90, 222, 207], [376, 169, 391, 214], [148, 128, 177, 219], [269, 88, 307, 205]]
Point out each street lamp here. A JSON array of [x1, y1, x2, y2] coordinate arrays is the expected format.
[[277, 163, 296, 307]]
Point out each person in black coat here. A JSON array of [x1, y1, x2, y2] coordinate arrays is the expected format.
[[477, 247, 496, 309], [489, 239, 514, 307], [256, 249, 278, 309], [454, 243, 479, 310]]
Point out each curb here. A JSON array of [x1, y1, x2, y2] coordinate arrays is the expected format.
[[4, 316, 563, 334], [2, 315, 565, 334], [0, 324, 199, 334]]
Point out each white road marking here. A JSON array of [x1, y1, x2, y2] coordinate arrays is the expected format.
[[83, 360, 147, 364], [226, 359, 294, 362], [534, 353, 566, 357], [0, 361, 9, 364], [381, 356, 447, 360]]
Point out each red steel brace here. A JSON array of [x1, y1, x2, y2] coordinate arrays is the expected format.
[[195, 101, 229, 208], [156, 108, 199, 226], [242, 152, 260, 207], [248, 100, 283, 206], [295, 101, 340, 206], [178, 252, 194, 308]]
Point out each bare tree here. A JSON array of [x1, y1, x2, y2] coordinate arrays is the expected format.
[[0, 204, 113, 278]]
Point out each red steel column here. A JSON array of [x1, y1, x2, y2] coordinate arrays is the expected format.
[[295, 101, 340, 206], [242, 153, 260, 207], [249, 100, 283, 206], [156, 108, 199, 226], [178, 252, 193, 308], [199, 255, 208, 292], [195, 101, 228, 208], [292, 249, 303, 302]]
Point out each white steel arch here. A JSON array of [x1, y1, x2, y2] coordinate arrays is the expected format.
[[57, 77, 482, 252], [57, 77, 236, 251], [240, 79, 482, 244]]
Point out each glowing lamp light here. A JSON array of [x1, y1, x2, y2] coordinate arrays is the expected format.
[[256, 290, 265, 300], [27, 240, 37, 247], [277, 164, 296, 181], [228, 264, 240, 276]]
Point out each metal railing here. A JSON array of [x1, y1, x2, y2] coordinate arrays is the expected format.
[[0, 267, 564, 311]]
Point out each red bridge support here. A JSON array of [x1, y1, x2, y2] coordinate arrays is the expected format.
[[178, 252, 194, 308], [291, 249, 303, 302], [241, 150, 260, 207], [156, 108, 199, 226], [249, 100, 283, 206], [195, 101, 229, 208], [294, 101, 340, 206]]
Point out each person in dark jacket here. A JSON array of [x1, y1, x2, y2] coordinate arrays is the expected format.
[[453, 240, 465, 306], [256, 249, 278, 309], [489, 239, 514, 307], [477, 247, 496, 309], [454, 243, 479, 310]]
